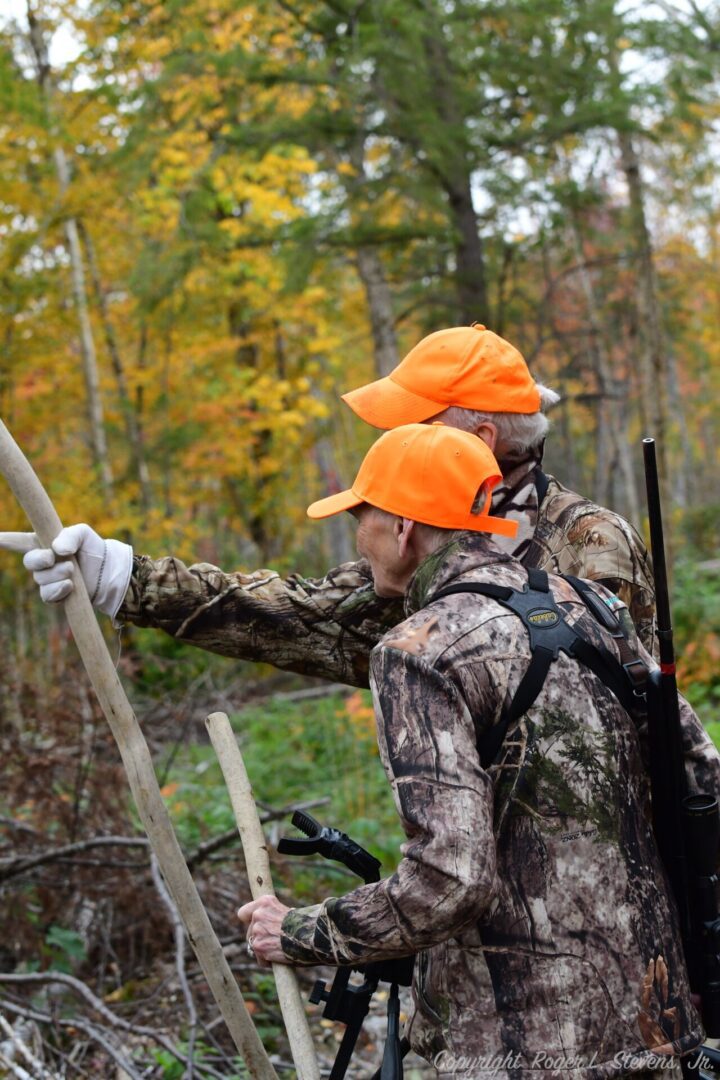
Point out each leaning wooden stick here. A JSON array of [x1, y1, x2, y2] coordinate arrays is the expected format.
[[206, 711, 320, 1080], [0, 420, 278, 1080]]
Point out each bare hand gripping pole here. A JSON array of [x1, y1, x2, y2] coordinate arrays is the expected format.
[[0, 420, 278, 1080], [206, 711, 320, 1080]]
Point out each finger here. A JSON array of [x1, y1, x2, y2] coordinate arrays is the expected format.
[[0, 532, 39, 554], [39, 579, 74, 603], [52, 523, 91, 558], [253, 940, 291, 965], [31, 561, 74, 586], [236, 899, 263, 925], [24, 548, 57, 572]]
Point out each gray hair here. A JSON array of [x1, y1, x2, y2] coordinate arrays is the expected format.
[[432, 384, 561, 454]]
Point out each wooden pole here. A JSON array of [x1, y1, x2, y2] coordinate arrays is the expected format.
[[0, 420, 277, 1080], [206, 712, 320, 1080]]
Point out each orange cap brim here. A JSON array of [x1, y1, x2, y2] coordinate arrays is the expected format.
[[307, 488, 364, 519], [341, 376, 443, 429]]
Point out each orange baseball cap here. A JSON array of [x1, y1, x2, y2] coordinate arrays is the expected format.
[[307, 423, 519, 538], [342, 323, 540, 429]]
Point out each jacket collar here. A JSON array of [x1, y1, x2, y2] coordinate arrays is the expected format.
[[404, 531, 517, 616]]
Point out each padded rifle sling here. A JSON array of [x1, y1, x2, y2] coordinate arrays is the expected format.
[[433, 568, 648, 768]]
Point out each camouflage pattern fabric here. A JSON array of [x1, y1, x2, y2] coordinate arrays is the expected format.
[[119, 453, 657, 684], [526, 475, 655, 656], [280, 533, 716, 1078]]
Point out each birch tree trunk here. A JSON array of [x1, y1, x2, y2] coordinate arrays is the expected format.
[[78, 222, 152, 514], [26, 7, 113, 502]]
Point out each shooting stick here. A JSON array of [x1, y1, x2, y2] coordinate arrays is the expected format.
[[206, 711, 320, 1080], [0, 420, 278, 1080]]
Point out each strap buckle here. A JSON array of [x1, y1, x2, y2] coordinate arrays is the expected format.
[[622, 657, 649, 696]]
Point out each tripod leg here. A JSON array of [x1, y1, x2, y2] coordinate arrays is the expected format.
[[328, 1003, 373, 1080], [370, 1037, 411, 1080], [380, 984, 403, 1080]]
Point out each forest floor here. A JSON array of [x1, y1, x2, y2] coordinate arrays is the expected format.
[[0, 651, 433, 1078]]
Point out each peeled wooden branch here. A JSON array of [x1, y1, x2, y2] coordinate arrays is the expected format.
[[206, 711, 320, 1080], [0, 420, 277, 1080]]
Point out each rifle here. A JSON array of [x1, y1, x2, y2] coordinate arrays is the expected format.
[[278, 811, 414, 1080], [643, 438, 720, 1044]]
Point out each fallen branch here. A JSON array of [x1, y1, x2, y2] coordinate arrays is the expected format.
[[0, 979, 221, 1079], [0, 999, 143, 1080], [0, 1013, 59, 1080], [0, 420, 277, 1080], [187, 798, 328, 869], [0, 799, 331, 881], [206, 711, 320, 1080], [0, 836, 149, 882]]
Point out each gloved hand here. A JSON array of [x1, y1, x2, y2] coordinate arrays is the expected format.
[[0, 525, 133, 618]]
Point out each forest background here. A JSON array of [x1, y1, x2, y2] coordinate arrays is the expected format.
[[0, 0, 719, 1077]]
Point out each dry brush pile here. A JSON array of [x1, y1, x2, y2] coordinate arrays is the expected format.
[[0, 654, 407, 1079]]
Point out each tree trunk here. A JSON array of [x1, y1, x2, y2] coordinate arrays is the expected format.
[[419, 20, 489, 324], [312, 431, 355, 567], [344, 135, 400, 376], [445, 176, 489, 325], [616, 129, 669, 487], [569, 212, 640, 525], [27, 7, 113, 502], [79, 222, 152, 514], [354, 247, 399, 376]]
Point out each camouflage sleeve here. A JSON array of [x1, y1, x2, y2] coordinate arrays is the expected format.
[[118, 555, 404, 688], [530, 477, 656, 651], [634, 642, 720, 800], [677, 692, 720, 798], [638, 689, 720, 869], [569, 516, 656, 655], [280, 648, 497, 966], [599, 589, 718, 792]]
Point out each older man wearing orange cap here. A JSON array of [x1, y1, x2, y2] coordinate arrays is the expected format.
[[236, 423, 713, 1078], [12, 324, 655, 694]]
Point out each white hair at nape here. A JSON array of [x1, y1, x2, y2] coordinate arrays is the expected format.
[[370, 477, 497, 553], [433, 384, 561, 455]]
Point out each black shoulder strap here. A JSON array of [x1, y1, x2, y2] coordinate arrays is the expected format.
[[534, 468, 551, 505], [561, 574, 648, 696], [432, 574, 647, 767]]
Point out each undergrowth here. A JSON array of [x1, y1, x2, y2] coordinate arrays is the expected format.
[[157, 690, 403, 901], [674, 558, 720, 725]]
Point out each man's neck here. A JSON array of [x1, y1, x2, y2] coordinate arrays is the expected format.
[[404, 531, 510, 615]]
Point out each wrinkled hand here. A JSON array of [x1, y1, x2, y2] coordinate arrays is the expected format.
[[237, 895, 292, 966], [0, 524, 133, 617]]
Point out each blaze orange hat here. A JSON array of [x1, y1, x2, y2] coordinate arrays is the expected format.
[[342, 323, 540, 429], [307, 423, 519, 538]]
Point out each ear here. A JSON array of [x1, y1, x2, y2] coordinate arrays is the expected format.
[[475, 421, 498, 452], [395, 517, 416, 558]]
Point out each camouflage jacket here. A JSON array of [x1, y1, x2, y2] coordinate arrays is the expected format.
[[119, 456, 656, 685], [280, 534, 717, 1078]]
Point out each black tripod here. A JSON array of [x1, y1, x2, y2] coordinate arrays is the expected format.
[[278, 811, 414, 1080]]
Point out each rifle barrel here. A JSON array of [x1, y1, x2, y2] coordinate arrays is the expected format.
[[642, 437, 674, 670]]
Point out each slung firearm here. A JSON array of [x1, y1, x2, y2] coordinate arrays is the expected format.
[[643, 437, 720, 1039]]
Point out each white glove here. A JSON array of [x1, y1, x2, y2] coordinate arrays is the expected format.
[[2, 524, 133, 618]]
